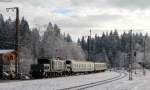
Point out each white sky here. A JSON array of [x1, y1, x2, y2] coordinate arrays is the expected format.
[[0, 0, 150, 41]]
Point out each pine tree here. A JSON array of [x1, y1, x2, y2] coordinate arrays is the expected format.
[[20, 17, 32, 48], [53, 24, 60, 36], [81, 36, 87, 51], [0, 14, 5, 48], [77, 38, 81, 45], [31, 28, 41, 60], [65, 33, 72, 42]]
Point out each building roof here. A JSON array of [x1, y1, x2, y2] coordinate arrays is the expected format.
[[0, 49, 15, 54]]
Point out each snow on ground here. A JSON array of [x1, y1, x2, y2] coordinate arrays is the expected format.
[[88, 69, 150, 90], [0, 71, 119, 90], [0, 70, 150, 90]]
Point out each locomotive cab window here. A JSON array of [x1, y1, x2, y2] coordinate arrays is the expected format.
[[66, 60, 71, 64], [44, 66, 49, 69], [38, 58, 50, 64]]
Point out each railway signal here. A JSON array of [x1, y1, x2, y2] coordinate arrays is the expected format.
[[6, 7, 20, 79], [134, 51, 136, 74]]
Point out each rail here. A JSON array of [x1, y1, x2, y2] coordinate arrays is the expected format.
[[60, 71, 127, 90]]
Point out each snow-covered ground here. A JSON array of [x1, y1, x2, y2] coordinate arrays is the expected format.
[[0, 70, 150, 90], [88, 69, 150, 90], [0, 71, 118, 90]]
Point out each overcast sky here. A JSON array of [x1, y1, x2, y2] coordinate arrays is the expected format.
[[0, 0, 150, 41]]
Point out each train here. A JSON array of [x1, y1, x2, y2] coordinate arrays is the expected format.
[[30, 57, 107, 78], [0, 49, 107, 79]]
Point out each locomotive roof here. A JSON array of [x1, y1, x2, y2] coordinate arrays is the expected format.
[[67, 59, 93, 63]]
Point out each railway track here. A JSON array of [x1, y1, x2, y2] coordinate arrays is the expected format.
[[60, 71, 127, 90]]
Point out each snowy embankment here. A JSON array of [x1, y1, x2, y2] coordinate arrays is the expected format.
[[0, 71, 119, 90], [88, 69, 150, 90]]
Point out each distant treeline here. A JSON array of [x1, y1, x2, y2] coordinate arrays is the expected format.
[[0, 13, 150, 69], [78, 30, 149, 67]]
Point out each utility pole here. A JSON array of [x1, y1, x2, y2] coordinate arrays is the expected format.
[[6, 7, 20, 79], [129, 30, 133, 80], [143, 37, 146, 76], [88, 29, 91, 61]]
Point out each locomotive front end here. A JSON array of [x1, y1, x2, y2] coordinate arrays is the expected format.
[[30, 58, 51, 78]]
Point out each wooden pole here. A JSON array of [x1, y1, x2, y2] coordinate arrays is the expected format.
[[15, 7, 20, 79], [143, 37, 146, 76], [6, 7, 20, 79], [129, 30, 133, 80]]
